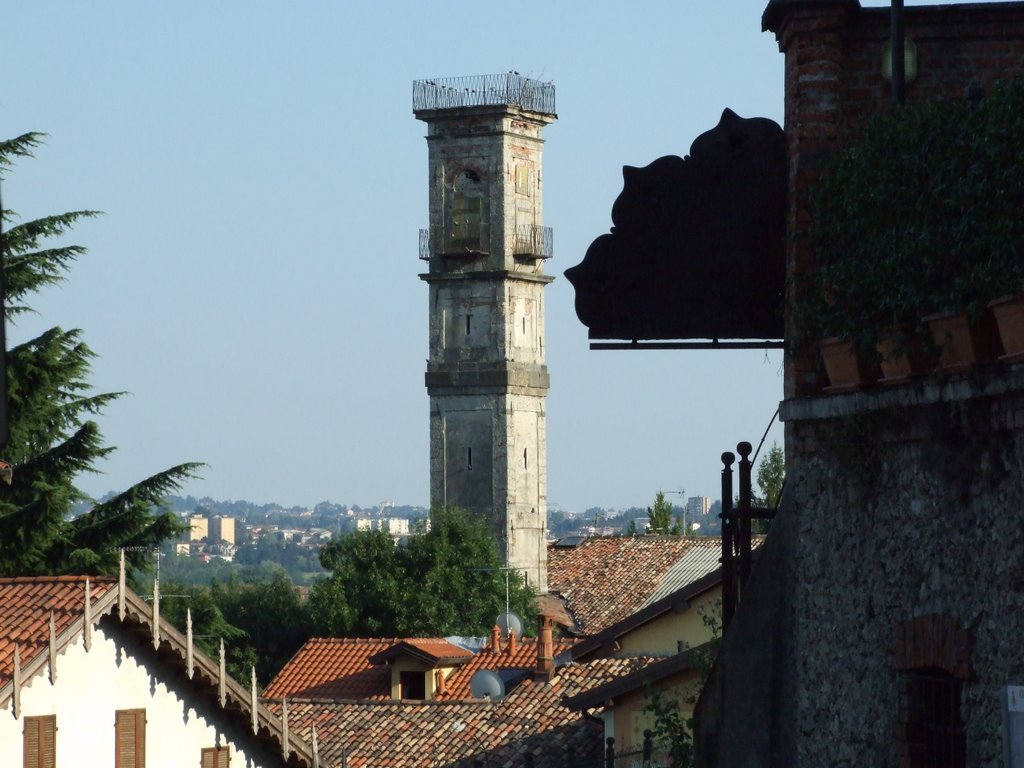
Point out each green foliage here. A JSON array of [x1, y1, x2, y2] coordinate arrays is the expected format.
[[754, 443, 785, 537], [800, 79, 1024, 358], [159, 580, 256, 683], [755, 443, 785, 510], [0, 133, 201, 577], [309, 506, 535, 637], [647, 491, 681, 535], [210, 566, 312, 682], [156, 564, 312, 685]]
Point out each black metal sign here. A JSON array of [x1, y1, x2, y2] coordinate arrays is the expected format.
[[565, 108, 786, 347]]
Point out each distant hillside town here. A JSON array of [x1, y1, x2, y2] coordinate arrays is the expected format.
[[152, 494, 721, 575]]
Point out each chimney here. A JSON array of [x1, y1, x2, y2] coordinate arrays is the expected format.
[[435, 669, 446, 697], [536, 615, 554, 681], [490, 625, 501, 654], [507, 630, 517, 655]]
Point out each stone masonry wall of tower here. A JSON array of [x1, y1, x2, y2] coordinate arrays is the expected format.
[[415, 75, 556, 593]]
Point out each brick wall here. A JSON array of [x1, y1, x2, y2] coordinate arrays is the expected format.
[[764, 0, 1024, 398]]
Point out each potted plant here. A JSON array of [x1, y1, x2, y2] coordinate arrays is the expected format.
[[800, 78, 1024, 387]]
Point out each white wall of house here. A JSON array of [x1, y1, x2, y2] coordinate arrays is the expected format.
[[2, 619, 285, 768]]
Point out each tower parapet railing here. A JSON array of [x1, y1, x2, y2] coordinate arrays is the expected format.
[[513, 225, 553, 260], [413, 73, 556, 115]]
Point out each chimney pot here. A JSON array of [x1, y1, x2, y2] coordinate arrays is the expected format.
[[508, 631, 517, 654], [490, 625, 501, 654], [536, 615, 554, 681]]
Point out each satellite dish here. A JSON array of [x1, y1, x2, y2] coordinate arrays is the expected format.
[[496, 611, 523, 639], [470, 670, 506, 701]]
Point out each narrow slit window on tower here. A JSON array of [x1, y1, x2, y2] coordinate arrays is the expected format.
[[467, 447, 473, 470], [523, 316, 526, 334], [524, 447, 528, 469], [466, 314, 472, 335]]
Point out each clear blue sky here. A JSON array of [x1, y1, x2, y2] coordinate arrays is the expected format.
[[2, 1, 920, 512]]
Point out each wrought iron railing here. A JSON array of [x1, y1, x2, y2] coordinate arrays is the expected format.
[[513, 225, 553, 259], [605, 734, 670, 768], [418, 228, 488, 259], [420, 226, 553, 259], [413, 73, 556, 115], [418, 229, 430, 261]]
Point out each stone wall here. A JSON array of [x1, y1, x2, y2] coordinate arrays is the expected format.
[[783, 370, 1024, 766]]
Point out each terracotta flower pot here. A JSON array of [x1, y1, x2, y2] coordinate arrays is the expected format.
[[989, 294, 1024, 363], [924, 311, 1002, 373], [819, 337, 872, 392], [876, 329, 930, 384]]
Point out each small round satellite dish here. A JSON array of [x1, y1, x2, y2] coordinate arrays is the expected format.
[[496, 611, 523, 639], [470, 670, 506, 701]]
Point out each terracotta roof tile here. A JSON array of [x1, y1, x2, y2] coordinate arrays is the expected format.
[[266, 635, 575, 702], [263, 638, 397, 700], [548, 536, 719, 634], [434, 636, 575, 701], [0, 575, 116, 688], [370, 639, 475, 666], [267, 656, 656, 768]]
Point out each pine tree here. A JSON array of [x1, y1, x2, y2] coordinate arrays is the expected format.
[[0, 133, 201, 577], [647, 491, 681, 535]]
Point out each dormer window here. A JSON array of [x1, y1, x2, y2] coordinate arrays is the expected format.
[[399, 671, 426, 700], [368, 638, 474, 701]]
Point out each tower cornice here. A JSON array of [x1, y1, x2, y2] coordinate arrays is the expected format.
[[418, 271, 555, 285]]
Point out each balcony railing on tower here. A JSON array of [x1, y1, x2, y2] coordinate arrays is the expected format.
[[418, 228, 490, 260], [419, 226, 553, 261], [513, 225, 553, 260], [413, 73, 556, 115]]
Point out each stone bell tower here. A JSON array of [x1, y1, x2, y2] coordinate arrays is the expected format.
[[414, 73, 556, 591]]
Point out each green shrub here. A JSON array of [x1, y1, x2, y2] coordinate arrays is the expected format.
[[798, 78, 1024, 358]]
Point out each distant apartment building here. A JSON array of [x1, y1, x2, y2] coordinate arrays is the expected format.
[[209, 516, 236, 544], [188, 514, 209, 542], [384, 518, 409, 535], [355, 518, 411, 535], [687, 496, 711, 519]]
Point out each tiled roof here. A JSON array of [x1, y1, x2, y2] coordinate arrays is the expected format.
[[263, 638, 398, 700], [435, 636, 575, 701], [548, 536, 723, 635], [265, 635, 576, 702], [0, 576, 116, 688], [268, 656, 656, 768], [563, 642, 713, 712], [567, 568, 723, 662], [369, 639, 474, 667]]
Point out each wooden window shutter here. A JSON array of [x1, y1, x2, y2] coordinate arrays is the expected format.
[[115, 709, 146, 768], [201, 747, 230, 768], [23, 715, 56, 768]]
